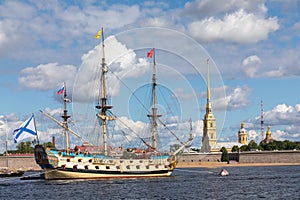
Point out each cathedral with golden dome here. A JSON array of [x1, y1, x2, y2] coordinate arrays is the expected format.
[[261, 125, 275, 144]]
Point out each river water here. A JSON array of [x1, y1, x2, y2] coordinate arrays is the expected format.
[[0, 165, 299, 200]]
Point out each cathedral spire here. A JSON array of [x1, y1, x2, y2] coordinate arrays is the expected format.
[[206, 59, 212, 115], [207, 58, 211, 103]]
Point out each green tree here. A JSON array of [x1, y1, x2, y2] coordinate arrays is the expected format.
[[248, 140, 259, 150], [258, 140, 300, 151], [42, 142, 55, 148], [220, 147, 229, 163], [240, 144, 250, 151], [231, 145, 240, 152], [295, 142, 300, 150], [16, 141, 34, 153]]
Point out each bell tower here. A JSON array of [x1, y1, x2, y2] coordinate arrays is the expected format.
[[201, 59, 216, 152], [238, 122, 248, 145]]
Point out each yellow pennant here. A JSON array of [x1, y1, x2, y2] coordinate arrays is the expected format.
[[95, 29, 102, 39]]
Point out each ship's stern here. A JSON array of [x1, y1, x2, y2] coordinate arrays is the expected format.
[[34, 145, 54, 169]]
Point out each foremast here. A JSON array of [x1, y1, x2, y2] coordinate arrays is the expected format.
[[147, 48, 161, 151], [40, 82, 88, 150], [61, 82, 71, 152], [95, 28, 113, 156]]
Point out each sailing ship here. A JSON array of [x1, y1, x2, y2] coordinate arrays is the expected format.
[[34, 29, 192, 180]]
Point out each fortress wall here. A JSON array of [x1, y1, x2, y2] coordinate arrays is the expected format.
[[0, 156, 40, 171], [238, 150, 300, 163], [178, 153, 222, 163], [178, 150, 300, 164]]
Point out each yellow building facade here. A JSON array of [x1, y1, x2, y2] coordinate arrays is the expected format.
[[238, 122, 248, 145]]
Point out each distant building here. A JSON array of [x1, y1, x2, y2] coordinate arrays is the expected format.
[[210, 142, 243, 153], [261, 125, 275, 144], [238, 122, 248, 145]]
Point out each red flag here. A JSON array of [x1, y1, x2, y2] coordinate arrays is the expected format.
[[147, 48, 154, 58]]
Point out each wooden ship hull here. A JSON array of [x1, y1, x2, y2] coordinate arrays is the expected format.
[[34, 145, 176, 180]]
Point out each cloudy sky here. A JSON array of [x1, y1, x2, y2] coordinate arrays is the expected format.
[[1, 0, 300, 152]]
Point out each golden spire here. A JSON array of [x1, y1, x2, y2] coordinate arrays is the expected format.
[[205, 58, 212, 115], [207, 58, 210, 103]]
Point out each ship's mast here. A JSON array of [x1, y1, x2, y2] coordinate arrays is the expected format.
[[147, 49, 161, 151], [95, 28, 113, 156], [61, 82, 70, 152], [4, 117, 8, 168]]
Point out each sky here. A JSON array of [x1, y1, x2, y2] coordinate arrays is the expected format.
[[1, 0, 300, 152]]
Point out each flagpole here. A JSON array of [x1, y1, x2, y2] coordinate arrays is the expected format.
[[152, 48, 157, 151], [4, 117, 8, 169], [62, 82, 70, 153], [33, 113, 40, 145]]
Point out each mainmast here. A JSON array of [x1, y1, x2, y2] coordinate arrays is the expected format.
[[61, 82, 71, 152], [95, 28, 113, 156], [147, 48, 161, 151]]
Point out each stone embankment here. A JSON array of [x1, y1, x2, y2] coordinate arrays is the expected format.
[[177, 150, 300, 168], [1, 150, 300, 171], [0, 154, 40, 171]]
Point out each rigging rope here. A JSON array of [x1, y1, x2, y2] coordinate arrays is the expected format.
[[106, 65, 186, 147], [159, 118, 185, 146], [107, 67, 150, 113], [107, 110, 155, 150]]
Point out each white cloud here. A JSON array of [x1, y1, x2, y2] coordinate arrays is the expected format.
[[271, 129, 288, 141], [73, 35, 149, 102], [182, 0, 267, 18], [211, 85, 252, 111], [173, 88, 196, 101], [19, 63, 77, 91], [248, 129, 260, 142], [0, 1, 141, 62], [142, 17, 173, 27], [0, 1, 36, 19], [242, 55, 261, 78], [188, 9, 279, 43], [263, 104, 300, 125], [250, 103, 300, 126], [263, 67, 285, 77], [245, 103, 300, 142], [241, 54, 291, 78], [115, 116, 147, 135]]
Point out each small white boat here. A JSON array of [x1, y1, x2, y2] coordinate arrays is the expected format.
[[220, 169, 229, 176]]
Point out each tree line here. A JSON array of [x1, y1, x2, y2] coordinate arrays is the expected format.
[[232, 140, 300, 152], [2, 141, 54, 155]]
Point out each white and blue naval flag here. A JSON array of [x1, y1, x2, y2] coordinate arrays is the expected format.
[[13, 115, 37, 143]]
